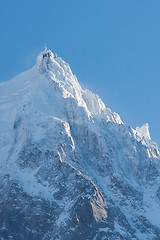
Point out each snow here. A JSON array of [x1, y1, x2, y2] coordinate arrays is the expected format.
[[0, 48, 124, 171], [11, 166, 53, 200], [0, 48, 160, 239], [143, 185, 160, 228], [132, 124, 159, 158], [136, 123, 151, 140], [114, 222, 127, 237]]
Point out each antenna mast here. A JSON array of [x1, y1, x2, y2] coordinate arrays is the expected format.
[[45, 43, 47, 51]]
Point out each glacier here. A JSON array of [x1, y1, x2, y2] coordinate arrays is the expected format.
[[0, 47, 160, 239]]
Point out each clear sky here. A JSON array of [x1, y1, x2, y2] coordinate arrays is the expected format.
[[0, 0, 160, 146]]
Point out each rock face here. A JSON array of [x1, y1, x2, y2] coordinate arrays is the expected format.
[[0, 48, 160, 240]]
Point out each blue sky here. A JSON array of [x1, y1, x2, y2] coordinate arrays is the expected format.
[[0, 0, 160, 146]]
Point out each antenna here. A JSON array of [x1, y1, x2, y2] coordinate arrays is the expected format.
[[45, 43, 47, 51]]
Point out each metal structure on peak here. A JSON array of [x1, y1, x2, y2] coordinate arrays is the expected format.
[[45, 43, 47, 52], [43, 44, 57, 59], [43, 44, 52, 59]]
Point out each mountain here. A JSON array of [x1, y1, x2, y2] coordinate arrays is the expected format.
[[0, 47, 160, 240]]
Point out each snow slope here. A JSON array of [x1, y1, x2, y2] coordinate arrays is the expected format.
[[0, 47, 160, 240]]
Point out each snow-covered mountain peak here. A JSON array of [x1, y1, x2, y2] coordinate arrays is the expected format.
[[35, 48, 123, 124], [0, 49, 123, 164], [37, 47, 74, 83], [1, 48, 160, 239]]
